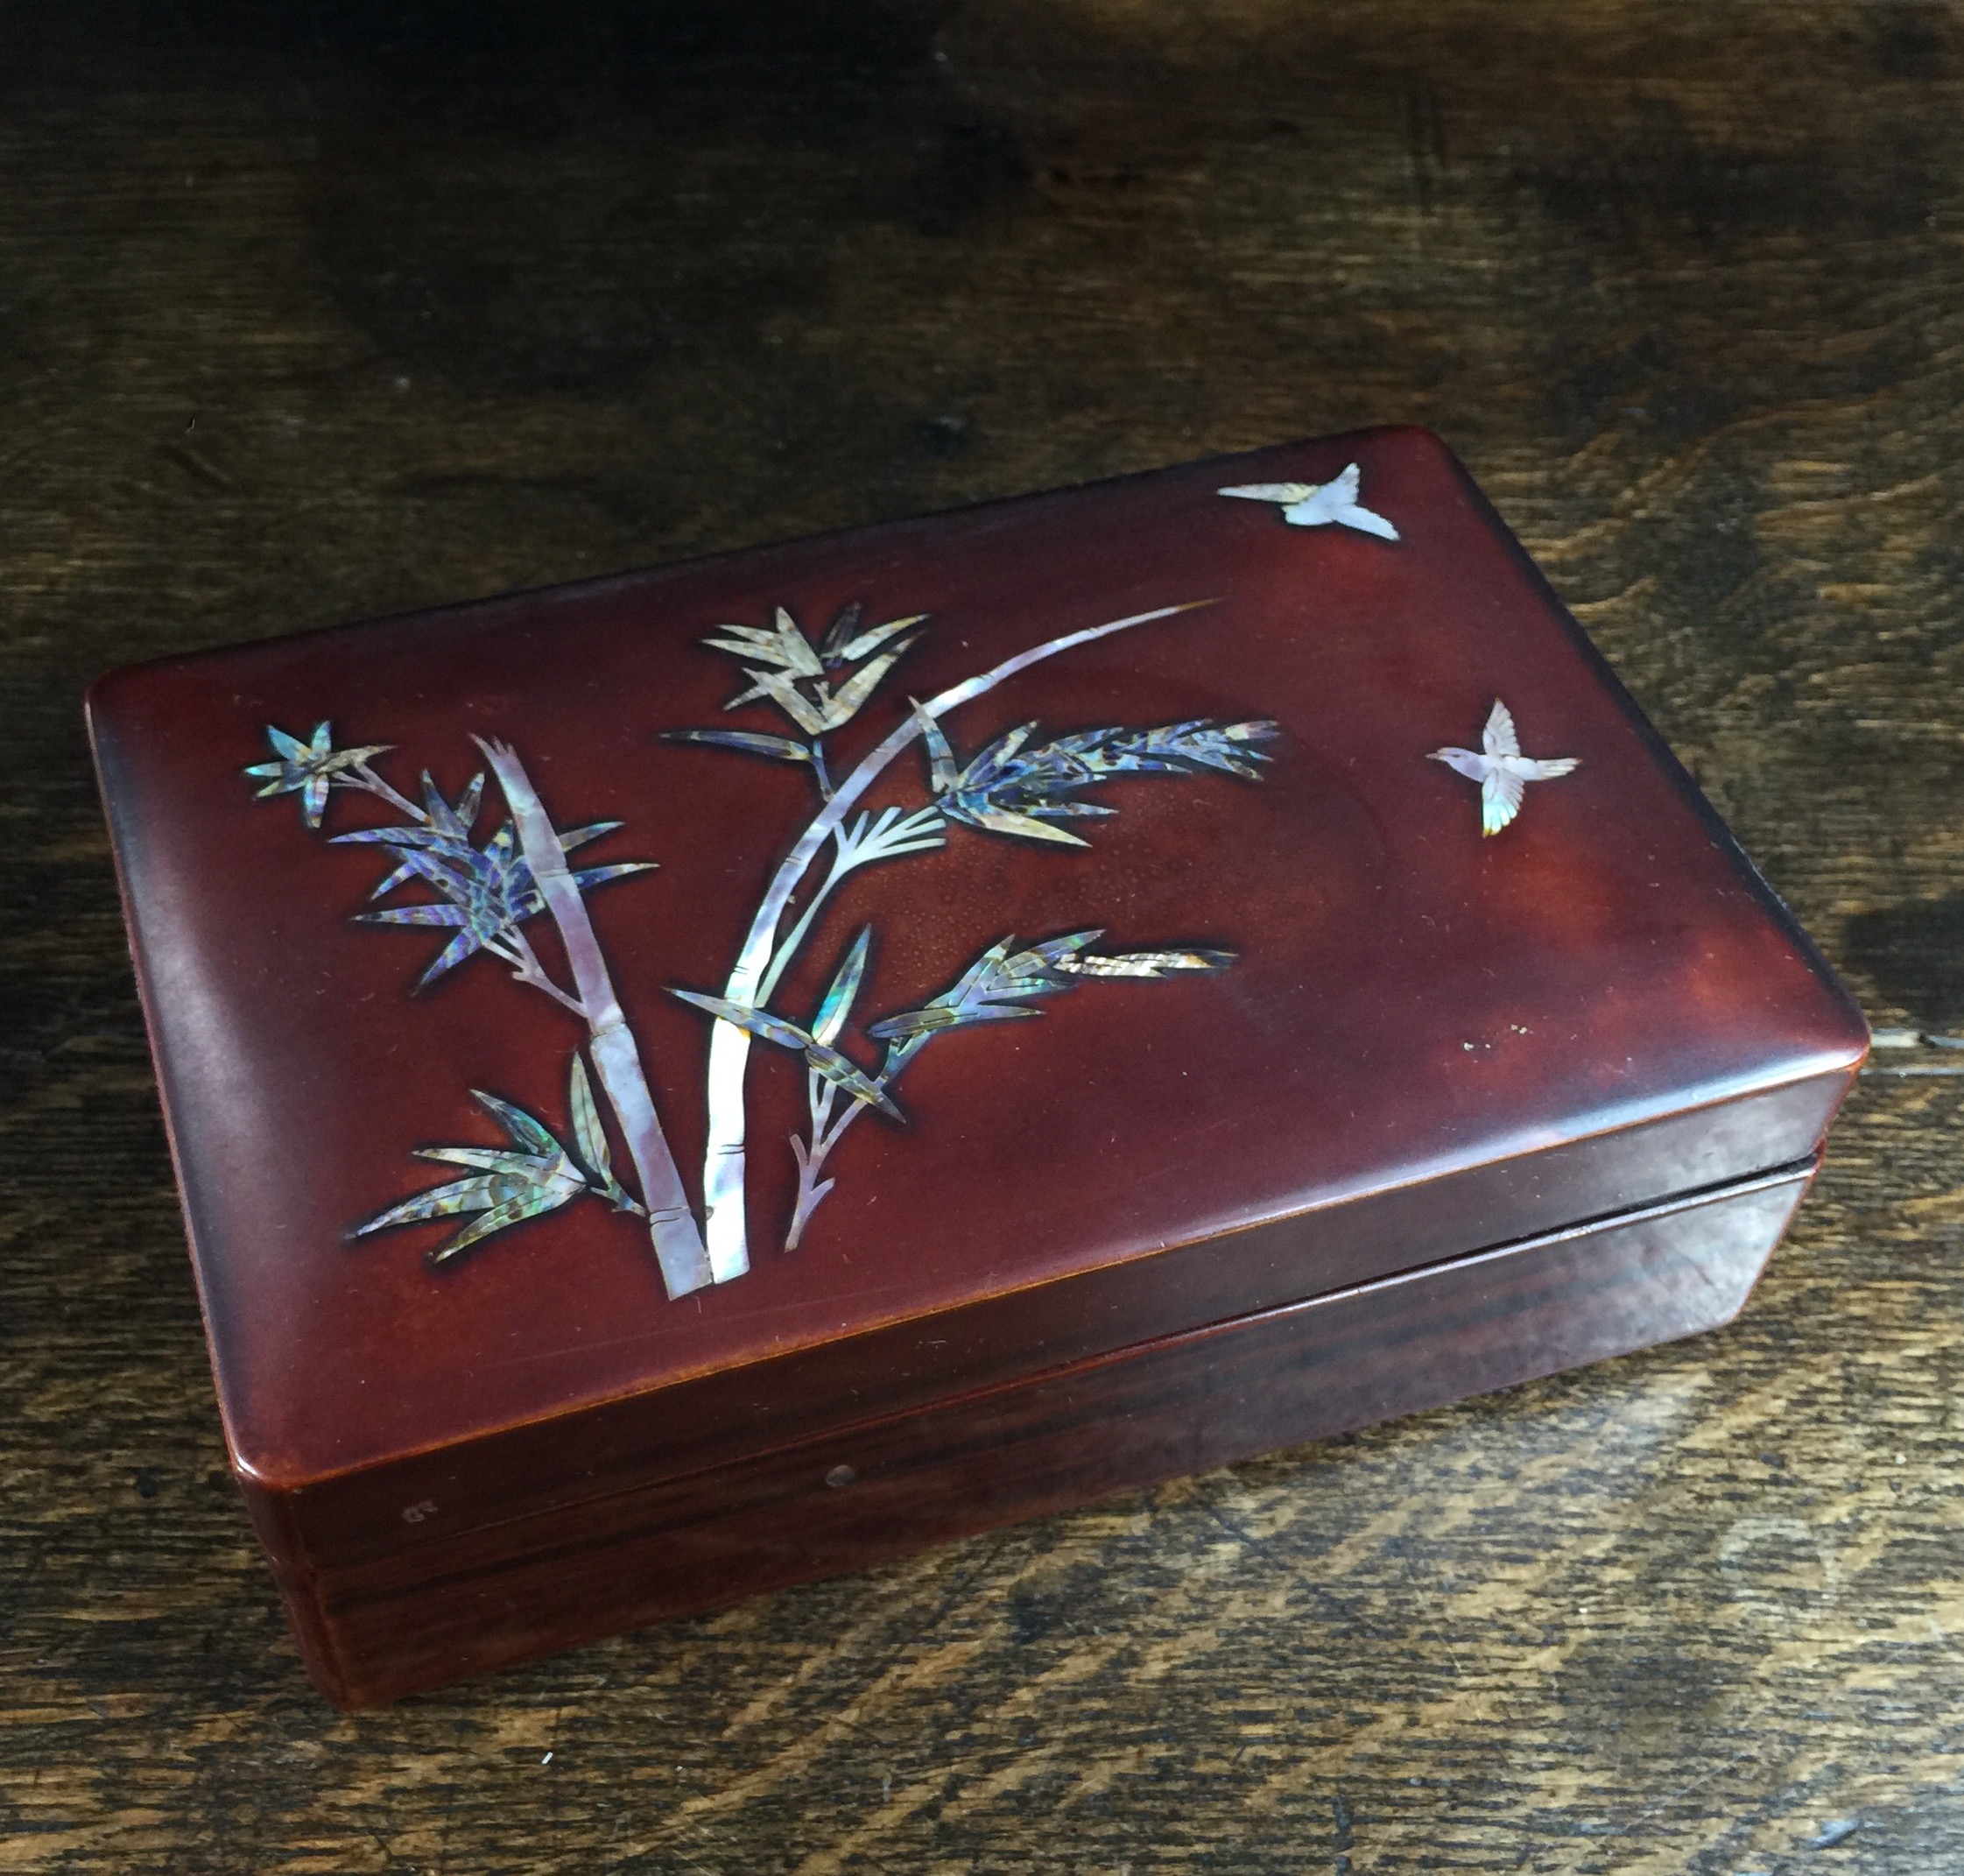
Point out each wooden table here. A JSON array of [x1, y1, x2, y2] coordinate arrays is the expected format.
[[4, 4, 1960, 1869]]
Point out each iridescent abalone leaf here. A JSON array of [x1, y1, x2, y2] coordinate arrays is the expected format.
[[820, 638, 919, 727], [661, 729, 814, 765], [737, 666, 832, 737], [352, 1087, 588, 1264], [671, 989, 812, 1054], [834, 610, 927, 666], [344, 808, 653, 991], [866, 929, 1102, 1043], [568, 863, 657, 893], [360, 902, 468, 928], [432, 1193, 569, 1263], [698, 603, 931, 737], [919, 716, 1281, 846], [967, 804, 1090, 846], [672, 988, 901, 1118], [568, 1053, 610, 1182], [243, 721, 392, 829], [816, 601, 864, 666], [812, 926, 874, 1047], [702, 607, 827, 679], [864, 930, 1233, 1054], [566, 1050, 638, 1211], [1051, 948, 1237, 977], [416, 927, 486, 989], [470, 1090, 563, 1160], [801, 1040, 902, 1119], [355, 1171, 505, 1231], [419, 769, 485, 842], [864, 1000, 1041, 1043], [412, 1146, 549, 1173], [911, 701, 961, 793]]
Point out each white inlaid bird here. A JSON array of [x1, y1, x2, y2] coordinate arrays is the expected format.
[[1215, 462, 1399, 540], [1429, 700, 1580, 836]]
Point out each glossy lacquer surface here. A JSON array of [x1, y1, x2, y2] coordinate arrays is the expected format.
[[88, 427, 1867, 1499], [283, 1163, 1815, 1708]]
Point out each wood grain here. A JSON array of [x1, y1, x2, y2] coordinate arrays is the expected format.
[[3, 2, 1961, 1868]]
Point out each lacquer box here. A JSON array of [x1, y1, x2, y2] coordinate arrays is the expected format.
[[88, 427, 1867, 1708]]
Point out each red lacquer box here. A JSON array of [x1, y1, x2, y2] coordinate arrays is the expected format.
[[88, 427, 1867, 1707]]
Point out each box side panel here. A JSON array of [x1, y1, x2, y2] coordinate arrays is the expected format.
[[285, 1164, 1809, 1707], [278, 1072, 1848, 1569], [233, 1478, 359, 1709]]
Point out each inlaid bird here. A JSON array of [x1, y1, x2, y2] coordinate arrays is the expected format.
[[1215, 462, 1399, 540], [1429, 700, 1580, 836]]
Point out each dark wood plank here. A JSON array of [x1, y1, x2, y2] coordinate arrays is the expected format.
[[4, 3, 1962, 1869]]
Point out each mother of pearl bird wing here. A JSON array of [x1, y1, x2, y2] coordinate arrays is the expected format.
[[1483, 698, 1519, 758], [1482, 765, 1526, 836]]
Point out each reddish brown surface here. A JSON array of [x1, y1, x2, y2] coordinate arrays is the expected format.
[[269, 1073, 1847, 1574], [88, 426, 1864, 1507], [282, 1161, 1813, 1707]]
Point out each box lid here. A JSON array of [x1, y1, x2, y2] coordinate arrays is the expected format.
[[89, 427, 1866, 1562]]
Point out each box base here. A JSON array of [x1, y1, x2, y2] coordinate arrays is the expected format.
[[276, 1162, 1813, 1707]]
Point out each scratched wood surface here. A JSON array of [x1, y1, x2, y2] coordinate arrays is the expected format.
[[4, 2, 1962, 1869]]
